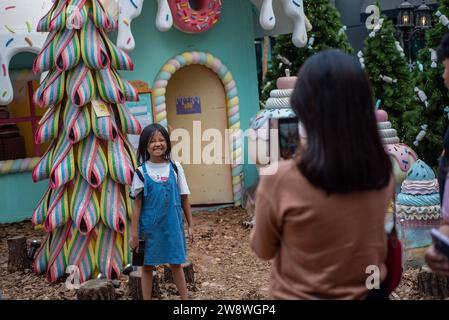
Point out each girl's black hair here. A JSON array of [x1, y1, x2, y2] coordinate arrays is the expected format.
[[291, 49, 392, 194], [137, 123, 172, 165]]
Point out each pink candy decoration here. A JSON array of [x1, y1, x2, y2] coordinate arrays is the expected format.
[[375, 109, 388, 122], [277, 76, 297, 89]]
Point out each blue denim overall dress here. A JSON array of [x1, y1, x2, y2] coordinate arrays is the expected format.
[[138, 162, 187, 265]]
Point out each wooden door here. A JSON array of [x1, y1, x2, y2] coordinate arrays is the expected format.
[[166, 64, 234, 205]]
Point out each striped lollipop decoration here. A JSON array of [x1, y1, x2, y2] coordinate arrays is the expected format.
[[114, 103, 142, 135], [32, 139, 55, 182], [95, 222, 124, 279], [122, 217, 131, 266], [32, 187, 52, 227], [54, 28, 80, 71], [49, 134, 75, 189], [32, 0, 139, 284], [63, 101, 91, 143], [77, 133, 108, 188], [107, 136, 134, 185], [33, 69, 66, 108], [115, 72, 139, 102], [70, 173, 101, 234], [46, 222, 71, 282], [91, 100, 118, 141], [37, 0, 68, 32], [34, 233, 51, 275], [100, 29, 134, 71], [100, 177, 127, 234], [95, 68, 125, 104], [44, 185, 70, 232], [66, 61, 96, 107], [66, 0, 88, 30], [33, 30, 58, 74], [92, 0, 117, 32], [35, 105, 61, 144], [66, 223, 96, 283], [81, 17, 110, 70]]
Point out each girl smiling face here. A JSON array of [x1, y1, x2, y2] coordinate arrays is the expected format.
[[147, 130, 168, 160]]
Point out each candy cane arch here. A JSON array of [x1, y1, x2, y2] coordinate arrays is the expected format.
[[153, 51, 243, 206], [259, 0, 311, 48]]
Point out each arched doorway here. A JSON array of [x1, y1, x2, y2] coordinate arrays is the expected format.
[[166, 64, 233, 205], [153, 52, 243, 206]]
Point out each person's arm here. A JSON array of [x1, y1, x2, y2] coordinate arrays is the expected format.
[[181, 195, 194, 243], [425, 170, 449, 275], [129, 194, 142, 250], [250, 175, 281, 261]]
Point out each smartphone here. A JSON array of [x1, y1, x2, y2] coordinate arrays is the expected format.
[[431, 228, 449, 260], [132, 240, 145, 266]]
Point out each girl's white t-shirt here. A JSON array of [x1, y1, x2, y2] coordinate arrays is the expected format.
[[130, 161, 190, 198]]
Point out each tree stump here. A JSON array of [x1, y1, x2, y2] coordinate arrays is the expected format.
[[417, 265, 449, 299], [128, 269, 161, 300], [163, 261, 195, 284], [76, 279, 117, 300], [7, 236, 30, 272]]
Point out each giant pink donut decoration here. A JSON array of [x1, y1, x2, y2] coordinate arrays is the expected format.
[[168, 0, 222, 33]]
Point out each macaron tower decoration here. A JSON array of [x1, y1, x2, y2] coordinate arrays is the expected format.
[[249, 70, 297, 166], [396, 160, 441, 268], [376, 109, 418, 191]]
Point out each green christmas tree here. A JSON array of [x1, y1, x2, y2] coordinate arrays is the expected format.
[[363, 13, 416, 139], [405, 0, 449, 167], [260, 0, 353, 101]]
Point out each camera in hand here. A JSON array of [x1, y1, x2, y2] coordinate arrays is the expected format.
[[132, 240, 145, 266]]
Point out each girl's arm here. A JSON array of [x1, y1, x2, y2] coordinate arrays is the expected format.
[[181, 195, 194, 243], [129, 194, 142, 249]]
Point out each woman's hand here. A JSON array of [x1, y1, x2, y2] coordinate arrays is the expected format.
[[188, 226, 194, 244], [425, 245, 449, 276], [425, 225, 449, 276], [129, 235, 139, 251]]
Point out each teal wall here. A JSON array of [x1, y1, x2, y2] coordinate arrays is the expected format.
[[0, 173, 47, 223], [123, 0, 259, 189]]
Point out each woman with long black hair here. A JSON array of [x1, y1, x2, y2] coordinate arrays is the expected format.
[[250, 49, 394, 299]]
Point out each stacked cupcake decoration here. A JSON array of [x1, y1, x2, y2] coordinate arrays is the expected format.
[[396, 160, 441, 268], [249, 70, 297, 165]]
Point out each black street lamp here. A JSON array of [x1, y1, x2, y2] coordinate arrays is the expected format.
[[397, 1, 415, 29], [396, 1, 433, 63]]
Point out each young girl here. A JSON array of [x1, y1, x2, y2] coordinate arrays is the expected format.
[[129, 123, 194, 300], [251, 50, 394, 299]]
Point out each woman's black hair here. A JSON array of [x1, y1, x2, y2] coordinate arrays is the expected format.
[[291, 49, 392, 194], [438, 128, 449, 203], [437, 33, 449, 61], [137, 123, 172, 165]]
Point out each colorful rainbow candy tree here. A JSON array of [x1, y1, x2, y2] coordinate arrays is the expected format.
[[31, 0, 141, 283]]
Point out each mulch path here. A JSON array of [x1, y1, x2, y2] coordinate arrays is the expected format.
[[0, 207, 439, 300]]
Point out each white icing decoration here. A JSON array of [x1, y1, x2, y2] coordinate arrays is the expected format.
[[259, 0, 311, 48], [0, 0, 52, 105], [117, 0, 143, 51], [156, 0, 173, 32]]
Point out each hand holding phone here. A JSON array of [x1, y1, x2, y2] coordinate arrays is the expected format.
[[431, 228, 449, 260], [132, 240, 145, 266]]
